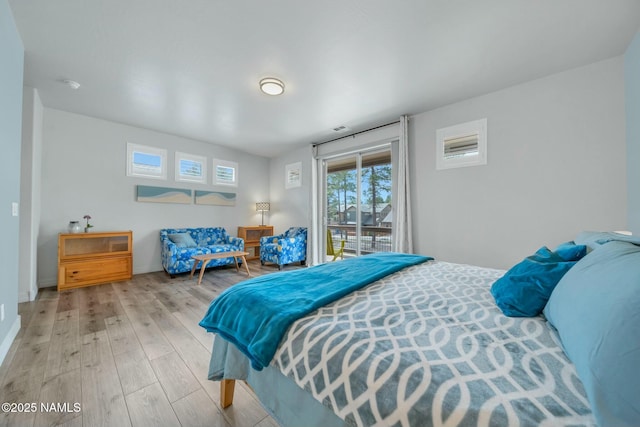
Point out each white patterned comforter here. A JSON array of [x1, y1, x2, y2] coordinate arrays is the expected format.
[[273, 261, 595, 427]]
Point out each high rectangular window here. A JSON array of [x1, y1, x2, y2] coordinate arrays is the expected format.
[[285, 162, 302, 188], [213, 159, 238, 186], [436, 118, 487, 170], [126, 143, 167, 179], [176, 152, 206, 183]]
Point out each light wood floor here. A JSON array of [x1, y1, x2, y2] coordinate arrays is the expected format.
[[0, 260, 303, 427]]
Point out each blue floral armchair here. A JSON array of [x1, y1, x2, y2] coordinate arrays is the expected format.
[[260, 227, 307, 270]]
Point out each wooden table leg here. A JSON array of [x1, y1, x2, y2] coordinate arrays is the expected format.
[[240, 256, 251, 277], [232, 256, 240, 272], [190, 260, 200, 279], [197, 259, 210, 285], [220, 379, 235, 408]]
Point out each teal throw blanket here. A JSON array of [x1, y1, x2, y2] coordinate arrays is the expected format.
[[199, 252, 432, 370]]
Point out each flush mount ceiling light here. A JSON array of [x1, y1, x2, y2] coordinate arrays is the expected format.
[[259, 77, 285, 96], [62, 79, 81, 90]]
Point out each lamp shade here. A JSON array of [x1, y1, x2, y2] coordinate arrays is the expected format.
[[256, 202, 270, 212]]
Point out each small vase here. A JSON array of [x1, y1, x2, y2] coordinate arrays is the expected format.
[[68, 221, 82, 233]]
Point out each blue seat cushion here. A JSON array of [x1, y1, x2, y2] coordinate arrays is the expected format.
[[208, 244, 237, 254]]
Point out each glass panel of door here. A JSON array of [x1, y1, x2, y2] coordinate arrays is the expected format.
[[324, 148, 392, 261]]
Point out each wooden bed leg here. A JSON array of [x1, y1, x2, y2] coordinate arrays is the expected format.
[[220, 379, 236, 408]]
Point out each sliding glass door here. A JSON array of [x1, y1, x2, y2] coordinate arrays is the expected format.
[[324, 147, 392, 261]]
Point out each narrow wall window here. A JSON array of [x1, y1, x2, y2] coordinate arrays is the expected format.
[[285, 162, 302, 189], [436, 118, 487, 170], [176, 152, 207, 183], [213, 159, 238, 186], [126, 143, 167, 179]]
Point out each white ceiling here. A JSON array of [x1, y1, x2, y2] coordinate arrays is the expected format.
[[9, 0, 640, 158]]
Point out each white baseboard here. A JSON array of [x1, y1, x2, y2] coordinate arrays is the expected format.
[[18, 283, 38, 302], [36, 277, 57, 290], [0, 315, 21, 366]]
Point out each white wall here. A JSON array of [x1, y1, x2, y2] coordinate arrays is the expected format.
[[0, 0, 23, 364], [19, 86, 43, 302], [625, 31, 640, 235], [38, 108, 270, 285], [410, 56, 627, 269], [270, 58, 628, 269], [268, 145, 312, 235]]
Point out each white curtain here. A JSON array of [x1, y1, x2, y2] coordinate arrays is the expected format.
[[392, 115, 413, 253], [309, 145, 322, 266]]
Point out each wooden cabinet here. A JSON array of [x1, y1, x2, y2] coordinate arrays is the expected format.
[[237, 226, 273, 260], [58, 231, 132, 290]]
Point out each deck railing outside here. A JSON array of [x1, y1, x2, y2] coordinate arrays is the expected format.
[[327, 225, 392, 255]]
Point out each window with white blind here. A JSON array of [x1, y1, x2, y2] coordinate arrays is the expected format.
[[436, 118, 487, 170], [213, 159, 238, 186], [176, 152, 207, 183]]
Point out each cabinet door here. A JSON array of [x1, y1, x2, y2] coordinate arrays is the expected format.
[[245, 227, 273, 242], [59, 257, 131, 289], [60, 234, 130, 258]]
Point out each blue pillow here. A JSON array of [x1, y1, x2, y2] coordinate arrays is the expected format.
[[490, 246, 579, 317], [574, 231, 640, 251], [544, 241, 640, 427], [554, 241, 587, 261], [168, 233, 197, 248]]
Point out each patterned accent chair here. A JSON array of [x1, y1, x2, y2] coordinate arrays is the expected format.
[[260, 227, 307, 270], [160, 227, 244, 276]]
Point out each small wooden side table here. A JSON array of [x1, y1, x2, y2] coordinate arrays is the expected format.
[[237, 226, 274, 260], [190, 251, 251, 285]]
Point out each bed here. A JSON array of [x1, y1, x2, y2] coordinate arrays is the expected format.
[[200, 235, 640, 427]]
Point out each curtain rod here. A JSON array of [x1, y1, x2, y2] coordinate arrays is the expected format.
[[311, 120, 400, 147]]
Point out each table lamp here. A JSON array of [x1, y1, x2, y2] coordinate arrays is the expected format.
[[256, 202, 270, 226]]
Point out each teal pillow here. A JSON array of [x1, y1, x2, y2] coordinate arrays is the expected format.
[[168, 233, 197, 248], [554, 241, 587, 261], [544, 241, 640, 427], [490, 246, 579, 317]]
